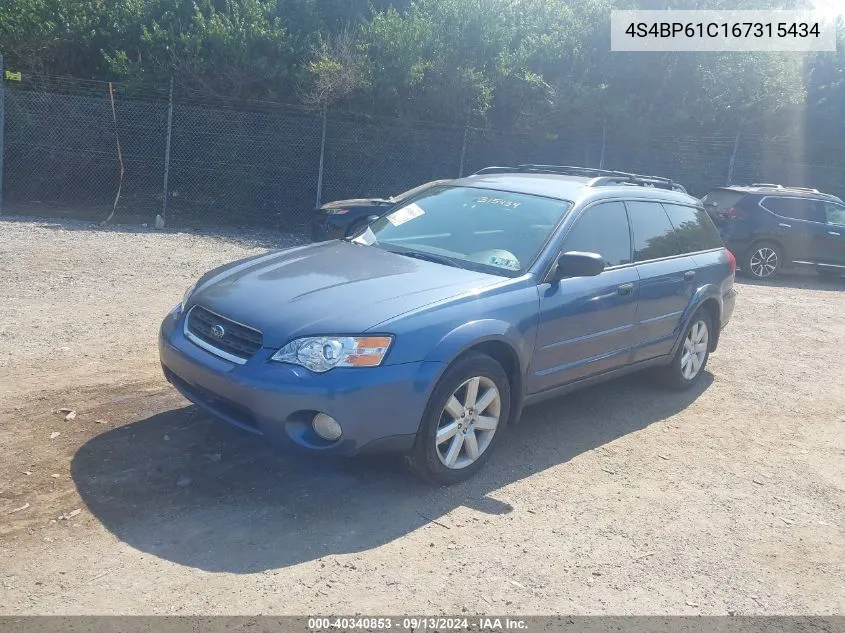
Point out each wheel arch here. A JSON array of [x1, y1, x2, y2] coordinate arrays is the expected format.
[[744, 237, 788, 269], [424, 322, 529, 427], [459, 339, 523, 426], [673, 291, 722, 356], [699, 297, 721, 352]]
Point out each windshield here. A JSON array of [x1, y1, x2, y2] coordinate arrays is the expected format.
[[353, 186, 571, 277]]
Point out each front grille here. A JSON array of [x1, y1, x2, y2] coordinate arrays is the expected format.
[[186, 306, 263, 361]]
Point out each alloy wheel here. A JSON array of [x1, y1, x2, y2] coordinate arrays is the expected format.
[[435, 376, 501, 469], [749, 247, 778, 278], [681, 320, 709, 380]]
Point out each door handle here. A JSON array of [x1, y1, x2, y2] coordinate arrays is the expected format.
[[778, 223, 792, 228], [829, 231, 841, 236], [684, 270, 695, 281], [617, 283, 634, 295]]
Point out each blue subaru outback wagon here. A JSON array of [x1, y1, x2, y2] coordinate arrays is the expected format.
[[159, 165, 737, 483]]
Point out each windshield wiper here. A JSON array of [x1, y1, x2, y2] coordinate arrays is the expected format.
[[389, 248, 458, 268]]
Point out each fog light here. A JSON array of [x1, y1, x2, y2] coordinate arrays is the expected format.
[[312, 412, 342, 441]]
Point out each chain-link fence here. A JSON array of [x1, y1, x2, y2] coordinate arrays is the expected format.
[[2, 70, 845, 233]]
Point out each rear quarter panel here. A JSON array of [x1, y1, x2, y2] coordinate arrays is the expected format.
[[680, 248, 736, 349]]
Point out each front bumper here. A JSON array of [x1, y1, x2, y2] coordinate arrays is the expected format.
[[159, 308, 443, 456]]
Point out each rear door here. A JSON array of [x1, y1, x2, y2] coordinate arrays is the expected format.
[[626, 200, 698, 363], [758, 196, 827, 263], [530, 201, 638, 393]]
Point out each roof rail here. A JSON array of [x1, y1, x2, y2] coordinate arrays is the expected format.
[[750, 182, 821, 193], [587, 175, 687, 193], [471, 164, 686, 192], [472, 166, 518, 175]]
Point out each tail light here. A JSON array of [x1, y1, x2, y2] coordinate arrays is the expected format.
[[722, 207, 744, 219], [725, 248, 737, 274]]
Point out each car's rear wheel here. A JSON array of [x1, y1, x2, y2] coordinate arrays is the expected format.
[[406, 352, 510, 484], [743, 242, 782, 279], [657, 310, 713, 390]]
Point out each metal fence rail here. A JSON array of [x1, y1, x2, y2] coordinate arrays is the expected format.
[[2, 69, 844, 232]]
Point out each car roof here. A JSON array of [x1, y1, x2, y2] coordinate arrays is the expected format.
[[712, 184, 843, 203], [453, 172, 701, 206]]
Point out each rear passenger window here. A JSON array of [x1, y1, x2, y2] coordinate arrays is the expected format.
[[562, 201, 631, 267], [761, 197, 826, 222], [823, 202, 845, 225], [626, 201, 681, 262], [662, 204, 723, 252]]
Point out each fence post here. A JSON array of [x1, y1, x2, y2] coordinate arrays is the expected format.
[[458, 126, 469, 177], [0, 53, 5, 216], [315, 107, 327, 209], [160, 76, 174, 226], [599, 122, 607, 170], [727, 132, 740, 185]]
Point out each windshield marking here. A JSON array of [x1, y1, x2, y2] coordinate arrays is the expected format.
[[475, 196, 521, 208], [386, 202, 425, 226]]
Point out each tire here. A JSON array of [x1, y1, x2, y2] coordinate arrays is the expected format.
[[406, 352, 511, 485], [742, 241, 783, 280], [657, 309, 713, 390]]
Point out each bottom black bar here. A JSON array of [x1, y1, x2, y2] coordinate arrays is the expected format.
[[0, 616, 841, 633]]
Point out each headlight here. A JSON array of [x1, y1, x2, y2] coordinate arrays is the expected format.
[[324, 208, 350, 215], [180, 282, 197, 313], [270, 336, 393, 373]]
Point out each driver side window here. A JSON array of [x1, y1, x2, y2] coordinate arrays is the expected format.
[[562, 201, 632, 267]]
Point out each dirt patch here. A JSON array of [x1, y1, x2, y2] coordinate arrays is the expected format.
[[0, 217, 843, 615]]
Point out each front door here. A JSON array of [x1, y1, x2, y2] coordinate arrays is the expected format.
[[530, 201, 638, 394]]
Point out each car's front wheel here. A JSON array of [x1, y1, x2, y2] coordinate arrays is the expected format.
[[406, 352, 510, 484], [743, 241, 782, 279]]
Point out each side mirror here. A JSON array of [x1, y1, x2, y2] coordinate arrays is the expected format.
[[551, 251, 605, 281]]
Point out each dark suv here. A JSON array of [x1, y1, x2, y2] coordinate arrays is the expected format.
[[702, 184, 845, 279]]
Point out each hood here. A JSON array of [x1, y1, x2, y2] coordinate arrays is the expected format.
[[188, 241, 503, 347], [319, 198, 393, 210]]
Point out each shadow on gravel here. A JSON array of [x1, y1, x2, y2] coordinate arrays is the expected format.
[[735, 270, 845, 292], [71, 372, 712, 573]]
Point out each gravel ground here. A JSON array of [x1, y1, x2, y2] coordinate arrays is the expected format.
[[0, 216, 843, 615]]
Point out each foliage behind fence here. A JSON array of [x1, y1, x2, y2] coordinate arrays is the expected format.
[[2, 74, 844, 232]]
